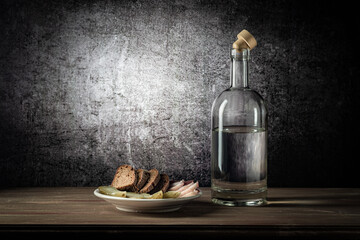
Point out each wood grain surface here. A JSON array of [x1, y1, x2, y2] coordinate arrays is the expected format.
[[1, 187, 360, 239]]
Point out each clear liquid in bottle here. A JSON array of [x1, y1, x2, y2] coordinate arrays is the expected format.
[[211, 126, 267, 206]]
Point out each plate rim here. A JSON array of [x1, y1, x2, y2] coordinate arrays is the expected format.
[[94, 188, 202, 202]]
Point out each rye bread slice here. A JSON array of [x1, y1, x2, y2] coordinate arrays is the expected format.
[[111, 165, 136, 191], [135, 169, 150, 190], [129, 169, 150, 192], [139, 169, 160, 193], [149, 174, 170, 194]]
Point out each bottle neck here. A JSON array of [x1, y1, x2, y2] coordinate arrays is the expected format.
[[230, 49, 250, 89]]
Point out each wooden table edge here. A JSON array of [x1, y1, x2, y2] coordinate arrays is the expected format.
[[1, 224, 360, 239]]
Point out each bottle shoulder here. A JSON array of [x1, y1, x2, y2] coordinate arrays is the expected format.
[[213, 88, 266, 106], [211, 87, 267, 129]]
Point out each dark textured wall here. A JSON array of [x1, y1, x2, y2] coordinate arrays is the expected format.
[[1, 0, 359, 187]]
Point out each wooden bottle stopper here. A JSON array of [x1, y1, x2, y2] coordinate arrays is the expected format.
[[232, 30, 257, 52]]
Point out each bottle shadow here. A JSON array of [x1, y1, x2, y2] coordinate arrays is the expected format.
[[265, 192, 360, 207], [131, 192, 360, 216]]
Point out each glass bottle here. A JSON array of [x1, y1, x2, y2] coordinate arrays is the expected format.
[[211, 30, 267, 206]]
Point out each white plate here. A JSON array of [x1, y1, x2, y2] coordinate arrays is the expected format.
[[94, 189, 202, 213]]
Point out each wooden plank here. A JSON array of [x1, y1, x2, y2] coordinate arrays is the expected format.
[[0, 187, 360, 238]]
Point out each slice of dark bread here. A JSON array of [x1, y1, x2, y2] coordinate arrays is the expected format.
[[129, 169, 150, 192], [111, 165, 136, 190], [135, 169, 150, 191], [139, 169, 160, 193], [149, 174, 170, 194]]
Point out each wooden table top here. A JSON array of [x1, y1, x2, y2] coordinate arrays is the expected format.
[[1, 187, 360, 239]]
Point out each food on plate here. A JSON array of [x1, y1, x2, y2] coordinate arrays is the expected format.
[[168, 180, 184, 191], [149, 190, 163, 199], [163, 191, 181, 199], [169, 180, 199, 197], [149, 174, 170, 194], [111, 165, 136, 190], [139, 169, 160, 193], [98, 186, 126, 197], [99, 165, 200, 199], [126, 192, 151, 199], [131, 169, 150, 192]]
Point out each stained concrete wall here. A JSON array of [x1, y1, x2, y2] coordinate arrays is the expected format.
[[0, 0, 359, 187]]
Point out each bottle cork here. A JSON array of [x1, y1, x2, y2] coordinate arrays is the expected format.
[[232, 30, 257, 52]]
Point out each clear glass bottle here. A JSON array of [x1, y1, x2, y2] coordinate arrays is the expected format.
[[211, 31, 267, 206]]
